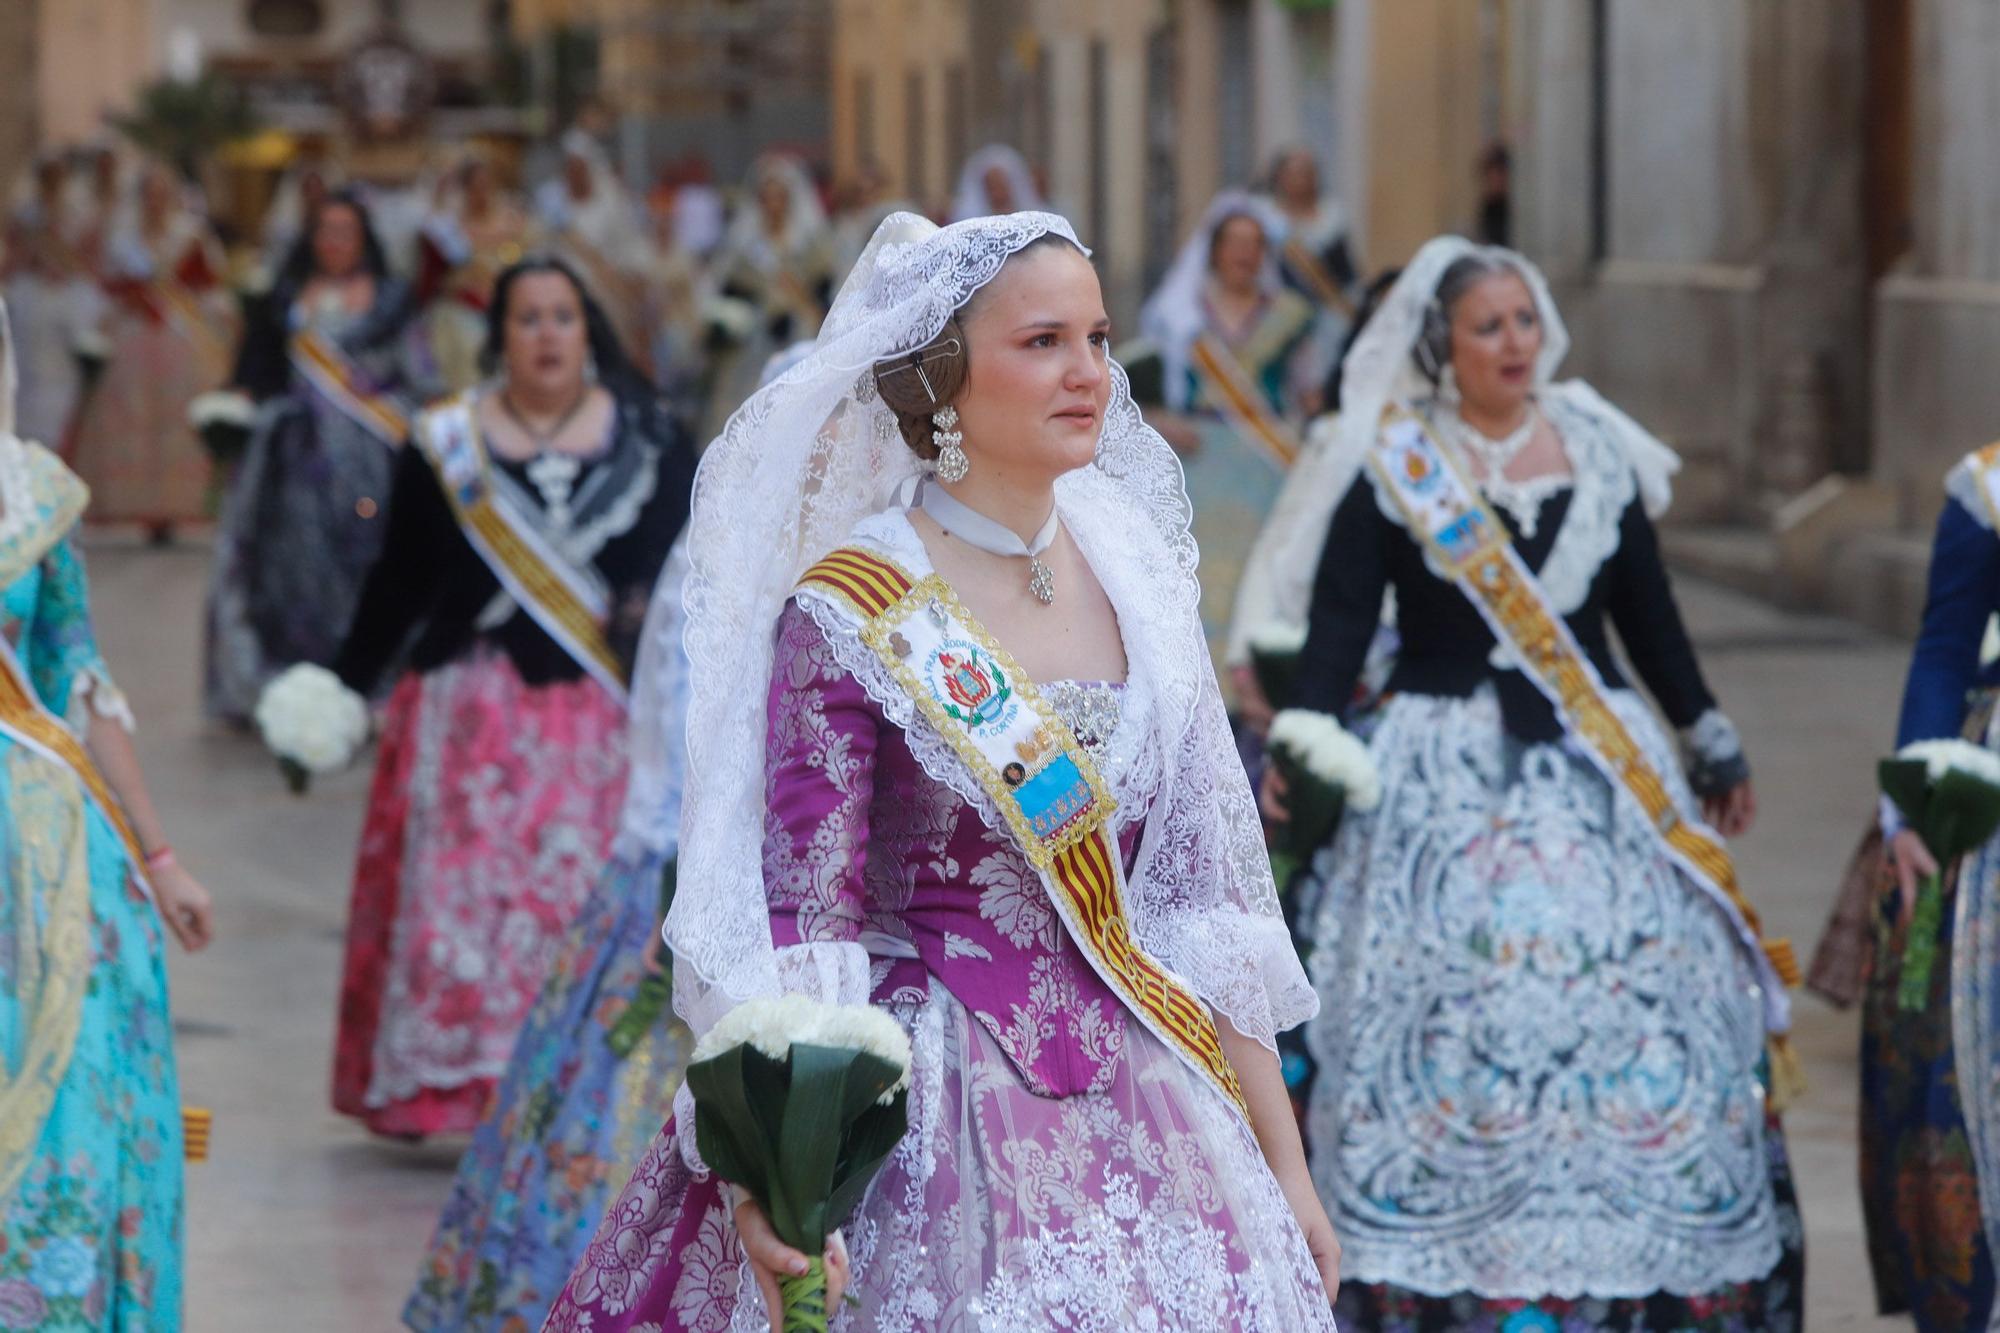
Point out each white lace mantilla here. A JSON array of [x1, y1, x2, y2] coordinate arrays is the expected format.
[[1304, 687, 1782, 1299]]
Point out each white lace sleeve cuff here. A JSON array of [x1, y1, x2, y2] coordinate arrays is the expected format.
[[66, 663, 135, 738], [1679, 708, 1749, 800], [1156, 909, 1316, 1051]]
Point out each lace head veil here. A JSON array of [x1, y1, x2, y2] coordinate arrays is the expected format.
[[950, 145, 1046, 222], [671, 211, 1080, 1034], [668, 210, 1311, 1047], [1138, 189, 1290, 410], [1329, 234, 1676, 517]]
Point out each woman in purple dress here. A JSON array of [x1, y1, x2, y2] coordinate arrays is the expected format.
[[540, 213, 1340, 1331]]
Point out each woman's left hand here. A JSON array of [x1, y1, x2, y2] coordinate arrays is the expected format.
[[1702, 780, 1757, 838], [150, 860, 215, 953], [1280, 1170, 1342, 1302]]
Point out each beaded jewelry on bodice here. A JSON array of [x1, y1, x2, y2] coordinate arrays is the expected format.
[[1042, 680, 1123, 759]]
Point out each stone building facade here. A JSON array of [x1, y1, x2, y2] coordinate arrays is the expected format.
[[827, 0, 1340, 328], [1338, 0, 1995, 630]]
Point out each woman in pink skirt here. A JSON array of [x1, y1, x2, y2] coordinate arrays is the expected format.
[[323, 255, 694, 1138]]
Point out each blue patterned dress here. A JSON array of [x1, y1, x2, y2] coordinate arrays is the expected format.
[[0, 446, 183, 1331]]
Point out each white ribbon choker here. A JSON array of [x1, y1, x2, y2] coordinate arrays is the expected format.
[[917, 477, 1059, 605]]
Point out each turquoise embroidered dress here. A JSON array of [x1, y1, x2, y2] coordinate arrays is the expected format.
[[0, 443, 183, 1331]]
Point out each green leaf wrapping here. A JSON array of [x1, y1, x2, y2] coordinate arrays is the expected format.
[[1269, 746, 1345, 864], [1877, 757, 2000, 1013], [1250, 646, 1301, 713], [1927, 769, 2000, 861], [688, 1045, 784, 1206], [1878, 758, 1932, 828], [773, 1044, 854, 1250], [688, 1039, 911, 1260]]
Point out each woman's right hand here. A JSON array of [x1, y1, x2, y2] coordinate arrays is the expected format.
[[734, 1196, 850, 1330], [1888, 828, 1940, 925], [1259, 763, 1291, 826], [1232, 664, 1275, 736]]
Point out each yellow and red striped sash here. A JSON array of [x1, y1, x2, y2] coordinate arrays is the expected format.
[[1190, 333, 1303, 471], [1281, 236, 1356, 319], [798, 545, 1249, 1116], [1369, 404, 1804, 1104], [291, 328, 410, 447]]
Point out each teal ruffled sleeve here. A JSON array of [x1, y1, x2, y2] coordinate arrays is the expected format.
[[27, 538, 133, 735]]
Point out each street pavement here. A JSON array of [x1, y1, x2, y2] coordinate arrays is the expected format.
[[83, 534, 1907, 1330]]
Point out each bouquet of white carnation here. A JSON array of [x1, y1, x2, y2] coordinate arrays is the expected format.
[[1247, 621, 1308, 713], [1880, 737, 2000, 1009], [1266, 708, 1381, 887], [701, 294, 760, 345], [188, 389, 258, 468], [254, 663, 371, 794], [688, 995, 912, 1332]]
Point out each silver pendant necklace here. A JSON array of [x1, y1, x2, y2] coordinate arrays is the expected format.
[[1444, 403, 1537, 479], [917, 478, 1060, 606]]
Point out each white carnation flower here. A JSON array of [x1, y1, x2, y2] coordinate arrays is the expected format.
[[254, 664, 370, 774], [694, 995, 913, 1100], [189, 390, 257, 431], [701, 295, 760, 341], [72, 327, 111, 360], [1899, 738, 2000, 789], [1268, 708, 1382, 811], [1248, 621, 1307, 655]]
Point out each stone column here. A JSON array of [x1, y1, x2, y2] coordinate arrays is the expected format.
[[0, 0, 39, 203], [1331, 0, 1487, 268], [1874, 0, 2000, 517]]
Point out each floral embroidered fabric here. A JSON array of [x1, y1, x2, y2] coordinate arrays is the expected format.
[[540, 598, 1335, 1331], [331, 647, 629, 1136], [1304, 686, 1786, 1300], [0, 532, 184, 1330]]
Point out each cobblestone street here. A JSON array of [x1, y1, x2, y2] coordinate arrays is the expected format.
[[90, 535, 1903, 1330]]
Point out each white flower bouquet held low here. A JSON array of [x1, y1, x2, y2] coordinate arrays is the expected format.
[[700, 294, 760, 345], [188, 389, 258, 467], [1247, 620, 1308, 713], [253, 663, 371, 794], [1265, 708, 1382, 887], [688, 995, 912, 1333], [1880, 738, 2000, 1009]]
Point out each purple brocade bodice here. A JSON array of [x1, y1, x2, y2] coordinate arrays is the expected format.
[[764, 601, 1135, 1099]]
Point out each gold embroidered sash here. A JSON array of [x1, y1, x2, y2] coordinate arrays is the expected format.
[[149, 276, 233, 373], [1189, 332, 1303, 471], [1281, 235, 1356, 319], [416, 395, 629, 704], [1367, 403, 1805, 1105], [290, 328, 410, 447], [798, 546, 1250, 1118]]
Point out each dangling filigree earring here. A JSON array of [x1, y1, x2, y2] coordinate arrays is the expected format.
[[933, 405, 969, 482]]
